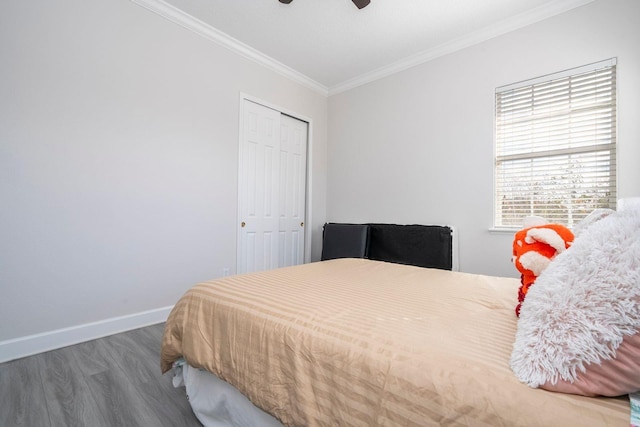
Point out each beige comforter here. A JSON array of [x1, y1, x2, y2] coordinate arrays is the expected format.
[[161, 258, 629, 426]]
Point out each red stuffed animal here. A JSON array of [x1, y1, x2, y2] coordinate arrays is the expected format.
[[512, 217, 574, 317]]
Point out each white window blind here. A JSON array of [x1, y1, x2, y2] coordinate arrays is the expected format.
[[494, 59, 617, 228]]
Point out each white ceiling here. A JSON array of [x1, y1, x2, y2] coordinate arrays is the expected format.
[[157, 0, 594, 94]]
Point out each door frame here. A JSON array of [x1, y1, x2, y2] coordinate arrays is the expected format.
[[237, 93, 313, 272]]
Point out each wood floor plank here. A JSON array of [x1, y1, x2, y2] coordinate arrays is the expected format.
[[85, 368, 168, 426], [65, 338, 113, 377], [0, 323, 201, 427], [102, 327, 162, 384], [86, 325, 202, 426], [0, 355, 51, 427], [37, 347, 107, 426], [97, 325, 203, 426], [141, 322, 165, 342], [131, 373, 203, 427]]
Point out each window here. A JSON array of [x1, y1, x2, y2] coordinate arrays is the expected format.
[[494, 59, 617, 229]]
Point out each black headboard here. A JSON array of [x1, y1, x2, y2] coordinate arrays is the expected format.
[[321, 223, 454, 271]]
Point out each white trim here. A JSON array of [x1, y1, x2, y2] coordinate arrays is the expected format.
[[305, 120, 314, 264], [130, 0, 594, 97], [328, 0, 595, 95], [236, 95, 247, 274], [489, 227, 519, 234], [240, 93, 313, 130], [0, 306, 173, 363], [497, 57, 616, 92], [129, 0, 328, 96]]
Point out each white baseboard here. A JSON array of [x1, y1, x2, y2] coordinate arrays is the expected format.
[[0, 306, 174, 363]]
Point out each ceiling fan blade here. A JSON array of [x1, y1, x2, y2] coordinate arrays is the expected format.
[[279, 0, 369, 9], [352, 0, 370, 9]]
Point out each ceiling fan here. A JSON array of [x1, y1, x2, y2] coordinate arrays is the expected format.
[[279, 0, 371, 9]]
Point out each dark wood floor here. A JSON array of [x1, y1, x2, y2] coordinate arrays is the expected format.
[[0, 323, 202, 427]]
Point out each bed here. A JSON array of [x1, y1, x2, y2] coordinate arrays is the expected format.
[[161, 257, 631, 426]]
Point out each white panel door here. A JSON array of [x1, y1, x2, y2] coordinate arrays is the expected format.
[[278, 114, 308, 267], [238, 100, 281, 273]]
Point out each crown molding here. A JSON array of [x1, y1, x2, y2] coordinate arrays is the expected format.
[[130, 0, 329, 96], [131, 0, 594, 97], [328, 0, 595, 95]]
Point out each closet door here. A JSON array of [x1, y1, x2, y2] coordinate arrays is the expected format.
[[238, 100, 281, 273], [237, 100, 308, 274], [278, 114, 308, 267]]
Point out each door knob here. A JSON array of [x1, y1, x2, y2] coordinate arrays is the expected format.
[[241, 222, 246, 228], [300, 222, 304, 227]]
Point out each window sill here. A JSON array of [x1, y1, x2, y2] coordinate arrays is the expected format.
[[488, 227, 518, 234]]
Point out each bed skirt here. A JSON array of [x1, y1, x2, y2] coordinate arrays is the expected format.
[[172, 359, 283, 427]]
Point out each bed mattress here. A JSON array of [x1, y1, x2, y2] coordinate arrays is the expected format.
[[161, 258, 630, 426]]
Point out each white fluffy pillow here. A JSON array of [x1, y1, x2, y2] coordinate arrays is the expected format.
[[510, 207, 640, 396]]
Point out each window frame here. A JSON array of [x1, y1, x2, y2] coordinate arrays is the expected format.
[[493, 59, 617, 230]]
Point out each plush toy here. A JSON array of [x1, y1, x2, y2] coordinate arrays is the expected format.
[[512, 216, 574, 317]]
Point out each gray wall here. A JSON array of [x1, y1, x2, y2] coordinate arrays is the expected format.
[[2, 0, 639, 348], [328, 0, 640, 277], [0, 0, 328, 342]]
